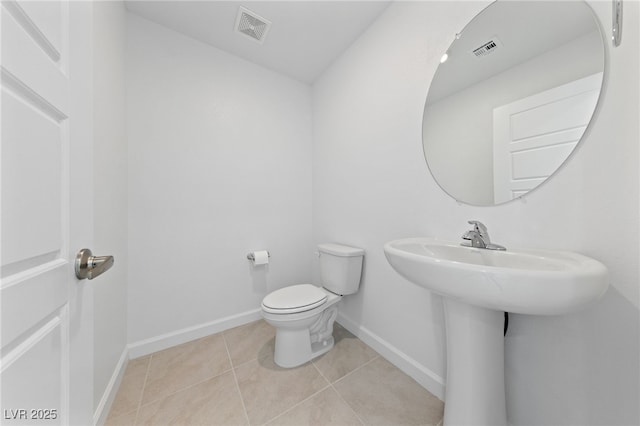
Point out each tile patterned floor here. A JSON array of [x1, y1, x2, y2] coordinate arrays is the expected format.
[[105, 320, 444, 426]]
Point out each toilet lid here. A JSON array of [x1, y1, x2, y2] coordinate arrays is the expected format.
[[262, 284, 328, 314]]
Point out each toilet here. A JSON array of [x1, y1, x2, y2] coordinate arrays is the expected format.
[[261, 243, 365, 368]]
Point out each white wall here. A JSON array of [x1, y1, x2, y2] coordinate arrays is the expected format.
[[424, 31, 603, 205], [312, 1, 639, 425], [126, 13, 313, 344], [93, 0, 128, 415]]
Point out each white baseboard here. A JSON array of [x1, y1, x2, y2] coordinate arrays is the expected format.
[[93, 347, 129, 426], [337, 312, 446, 401], [127, 308, 262, 359]]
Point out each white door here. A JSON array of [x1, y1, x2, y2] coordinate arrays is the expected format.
[[1, 1, 94, 425], [492, 72, 602, 204]]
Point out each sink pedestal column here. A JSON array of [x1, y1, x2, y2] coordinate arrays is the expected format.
[[443, 298, 507, 426]]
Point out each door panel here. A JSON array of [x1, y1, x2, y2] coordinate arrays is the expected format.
[[1, 4, 67, 111], [2, 91, 64, 267], [13, 0, 63, 56], [2, 311, 66, 425], [1, 1, 92, 424]]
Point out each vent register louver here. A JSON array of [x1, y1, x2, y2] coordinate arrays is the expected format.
[[235, 6, 271, 44], [471, 36, 503, 58]]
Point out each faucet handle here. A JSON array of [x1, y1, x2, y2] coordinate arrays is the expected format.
[[463, 220, 506, 251], [467, 220, 487, 232], [467, 220, 490, 241]]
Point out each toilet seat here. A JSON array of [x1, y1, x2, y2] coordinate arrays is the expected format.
[[262, 284, 327, 314]]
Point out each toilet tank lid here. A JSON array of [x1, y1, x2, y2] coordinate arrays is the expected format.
[[318, 243, 365, 257]]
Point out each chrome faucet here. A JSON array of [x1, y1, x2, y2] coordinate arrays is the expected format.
[[461, 220, 506, 251]]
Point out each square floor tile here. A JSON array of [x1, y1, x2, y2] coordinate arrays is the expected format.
[[334, 357, 443, 425], [312, 323, 378, 383], [137, 371, 247, 425], [266, 387, 363, 426], [141, 333, 231, 405], [235, 356, 329, 425], [108, 356, 149, 419], [224, 320, 275, 366], [104, 409, 137, 426]]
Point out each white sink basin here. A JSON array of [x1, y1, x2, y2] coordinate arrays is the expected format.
[[384, 237, 609, 425], [384, 237, 608, 315]]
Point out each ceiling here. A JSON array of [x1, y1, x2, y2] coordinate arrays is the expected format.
[[125, 1, 392, 84], [427, 1, 601, 103]]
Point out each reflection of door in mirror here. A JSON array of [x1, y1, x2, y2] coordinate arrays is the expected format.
[[493, 72, 603, 204]]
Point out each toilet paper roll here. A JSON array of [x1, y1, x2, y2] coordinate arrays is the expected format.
[[252, 250, 269, 266]]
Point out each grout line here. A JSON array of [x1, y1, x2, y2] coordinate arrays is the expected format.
[[224, 320, 275, 370], [230, 350, 271, 370], [263, 358, 350, 425], [134, 339, 235, 410], [330, 354, 380, 387], [136, 368, 236, 413], [134, 355, 153, 425], [262, 342, 380, 426], [222, 332, 251, 426], [257, 358, 335, 425], [330, 381, 366, 426], [309, 352, 367, 425], [317, 360, 368, 426], [307, 333, 379, 425], [310, 358, 330, 382], [260, 382, 332, 426]]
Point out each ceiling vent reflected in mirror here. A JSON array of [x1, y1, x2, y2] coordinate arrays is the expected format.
[[235, 6, 271, 44], [471, 36, 503, 58]]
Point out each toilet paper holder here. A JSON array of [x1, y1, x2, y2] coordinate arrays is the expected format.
[[247, 251, 270, 261]]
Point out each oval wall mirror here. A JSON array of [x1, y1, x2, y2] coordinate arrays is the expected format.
[[422, 1, 605, 206]]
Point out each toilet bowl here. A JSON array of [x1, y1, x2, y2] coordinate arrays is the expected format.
[[261, 243, 364, 368]]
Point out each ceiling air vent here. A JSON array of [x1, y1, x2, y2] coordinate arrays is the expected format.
[[235, 6, 271, 44], [471, 36, 503, 58]]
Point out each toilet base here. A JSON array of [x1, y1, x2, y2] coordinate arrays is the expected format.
[[271, 306, 338, 368]]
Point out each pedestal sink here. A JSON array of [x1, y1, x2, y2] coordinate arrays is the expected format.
[[383, 237, 608, 426]]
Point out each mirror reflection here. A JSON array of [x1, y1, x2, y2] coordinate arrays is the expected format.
[[422, 1, 604, 206]]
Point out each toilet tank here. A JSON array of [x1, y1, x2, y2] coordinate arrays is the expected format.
[[318, 243, 365, 295]]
